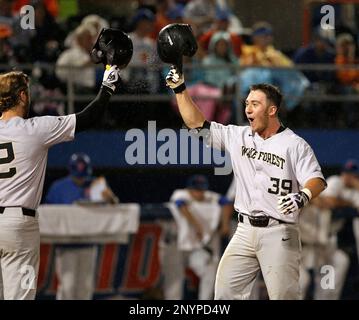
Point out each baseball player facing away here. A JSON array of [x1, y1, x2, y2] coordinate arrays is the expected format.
[[166, 67, 327, 299], [0, 65, 122, 299], [160, 174, 232, 300]]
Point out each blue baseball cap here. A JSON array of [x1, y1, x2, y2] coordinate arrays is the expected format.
[[252, 22, 273, 37], [186, 175, 209, 190], [215, 9, 230, 21], [342, 159, 359, 175], [167, 4, 184, 20], [132, 8, 155, 26]]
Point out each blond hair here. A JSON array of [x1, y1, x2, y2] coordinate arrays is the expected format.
[[0, 71, 29, 113]]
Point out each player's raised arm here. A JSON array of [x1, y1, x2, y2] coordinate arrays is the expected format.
[[157, 24, 206, 129], [75, 28, 133, 133]]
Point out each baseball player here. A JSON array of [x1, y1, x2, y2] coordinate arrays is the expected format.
[[299, 159, 359, 300], [45, 152, 118, 300], [166, 71, 326, 299], [160, 175, 232, 300], [159, 24, 326, 299], [0, 28, 131, 299]]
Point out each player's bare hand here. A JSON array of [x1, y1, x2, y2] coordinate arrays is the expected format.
[[194, 224, 204, 241], [166, 66, 185, 93], [220, 223, 231, 237], [277, 189, 311, 215]]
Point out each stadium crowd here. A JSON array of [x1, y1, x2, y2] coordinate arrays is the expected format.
[[1, 0, 359, 128]]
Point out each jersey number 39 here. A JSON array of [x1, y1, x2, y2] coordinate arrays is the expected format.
[[0, 142, 16, 179], [268, 177, 292, 195]]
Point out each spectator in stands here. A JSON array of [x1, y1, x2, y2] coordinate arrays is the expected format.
[[183, 0, 219, 36], [64, 14, 109, 49], [0, 25, 13, 65], [45, 152, 118, 300], [25, 0, 64, 62], [198, 8, 242, 57], [0, 0, 20, 63], [240, 21, 292, 67], [236, 21, 309, 111], [55, 24, 96, 94], [293, 30, 336, 84], [334, 33, 359, 127], [125, 8, 160, 94], [335, 33, 359, 91], [160, 175, 232, 300], [202, 31, 238, 88], [150, 0, 174, 40]]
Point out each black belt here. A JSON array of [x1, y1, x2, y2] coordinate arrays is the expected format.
[[238, 213, 285, 227], [0, 207, 36, 217]]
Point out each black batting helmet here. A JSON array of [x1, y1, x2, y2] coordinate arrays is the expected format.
[[91, 28, 133, 68], [157, 23, 198, 72]]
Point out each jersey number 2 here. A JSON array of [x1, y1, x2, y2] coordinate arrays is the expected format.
[[268, 177, 292, 195], [0, 143, 16, 179]]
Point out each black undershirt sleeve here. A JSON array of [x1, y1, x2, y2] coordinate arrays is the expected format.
[[75, 87, 112, 133]]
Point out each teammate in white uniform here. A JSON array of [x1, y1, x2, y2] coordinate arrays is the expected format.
[[300, 159, 359, 299], [165, 67, 327, 299], [160, 175, 232, 300], [0, 65, 122, 299]]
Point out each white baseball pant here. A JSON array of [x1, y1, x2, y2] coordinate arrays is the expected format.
[[215, 216, 301, 300], [300, 242, 350, 300], [0, 208, 39, 300], [160, 232, 220, 300], [55, 245, 98, 300]]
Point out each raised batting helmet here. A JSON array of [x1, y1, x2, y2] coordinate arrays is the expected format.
[[69, 152, 92, 179], [157, 23, 197, 72], [91, 28, 133, 68]]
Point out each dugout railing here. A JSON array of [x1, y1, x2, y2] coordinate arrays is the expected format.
[[1, 62, 359, 125]]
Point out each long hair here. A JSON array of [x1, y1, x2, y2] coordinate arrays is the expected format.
[[0, 71, 29, 114]]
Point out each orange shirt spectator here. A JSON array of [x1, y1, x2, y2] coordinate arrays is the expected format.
[[335, 33, 359, 88], [13, 0, 59, 18]]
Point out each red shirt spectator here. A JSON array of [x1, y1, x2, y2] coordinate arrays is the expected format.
[[198, 9, 242, 57]]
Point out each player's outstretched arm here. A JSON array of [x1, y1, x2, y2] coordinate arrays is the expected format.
[[75, 65, 121, 133], [166, 67, 206, 129]]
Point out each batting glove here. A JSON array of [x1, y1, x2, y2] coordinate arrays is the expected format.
[[277, 188, 312, 216], [102, 65, 121, 94], [166, 66, 186, 93]]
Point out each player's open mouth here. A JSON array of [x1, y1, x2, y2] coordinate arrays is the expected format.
[[248, 117, 254, 123]]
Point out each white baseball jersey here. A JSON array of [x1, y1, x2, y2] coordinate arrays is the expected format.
[[0, 115, 76, 209], [321, 175, 359, 208], [170, 189, 222, 251], [209, 122, 325, 223]]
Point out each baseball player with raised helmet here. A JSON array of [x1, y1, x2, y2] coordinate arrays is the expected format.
[[157, 24, 327, 299], [0, 28, 132, 300]]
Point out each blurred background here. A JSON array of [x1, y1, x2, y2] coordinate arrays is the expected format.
[[1, 0, 359, 300]]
